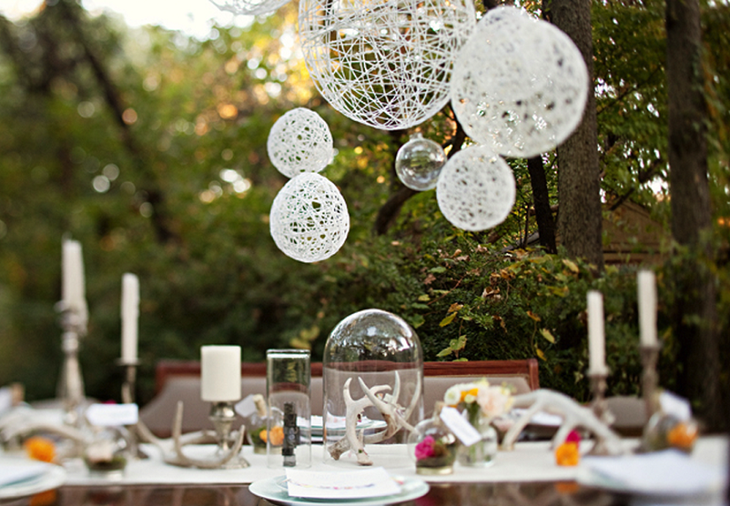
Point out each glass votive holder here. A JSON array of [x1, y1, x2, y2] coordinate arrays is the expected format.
[[83, 425, 130, 479], [266, 349, 312, 468]]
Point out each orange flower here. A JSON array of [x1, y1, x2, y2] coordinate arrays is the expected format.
[[555, 442, 580, 467], [261, 426, 285, 446], [667, 422, 698, 450], [29, 490, 57, 506], [24, 436, 55, 463]]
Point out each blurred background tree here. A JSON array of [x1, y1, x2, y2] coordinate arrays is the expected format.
[[0, 0, 727, 428]]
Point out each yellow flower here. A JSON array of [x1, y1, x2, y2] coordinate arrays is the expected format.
[[24, 436, 55, 463], [261, 426, 284, 446], [555, 442, 580, 467]]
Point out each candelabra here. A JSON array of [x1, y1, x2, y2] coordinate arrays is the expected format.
[[209, 402, 250, 469], [57, 304, 87, 428]]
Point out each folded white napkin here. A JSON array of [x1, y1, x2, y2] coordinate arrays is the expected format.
[[285, 466, 401, 499], [580, 450, 726, 496], [0, 461, 51, 488]]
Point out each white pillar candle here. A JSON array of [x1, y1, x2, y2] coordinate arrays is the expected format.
[[62, 239, 84, 311], [121, 273, 140, 362], [587, 290, 608, 375], [201, 345, 241, 402], [637, 270, 658, 348]]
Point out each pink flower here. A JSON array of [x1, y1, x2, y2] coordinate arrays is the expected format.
[[565, 430, 581, 444], [415, 436, 436, 460], [476, 386, 513, 418]]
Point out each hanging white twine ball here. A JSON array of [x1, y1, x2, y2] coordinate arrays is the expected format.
[[395, 133, 446, 191], [209, 0, 291, 16], [270, 173, 350, 263], [436, 145, 516, 231], [267, 108, 334, 178], [450, 6, 589, 158], [299, 0, 476, 130]]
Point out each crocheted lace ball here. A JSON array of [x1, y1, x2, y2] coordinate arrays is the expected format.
[[451, 6, 588, 158], [267, 108, 334, 178], [299, 0, 476, 130], [210, 0, 291, 16], [270, 173, 350, 263], [436, 145, 516, 231]]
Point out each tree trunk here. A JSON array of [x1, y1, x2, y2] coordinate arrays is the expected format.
[[527, 156, 557, 253], [550, 1, 604, 268], [665, 0, 722, 430]]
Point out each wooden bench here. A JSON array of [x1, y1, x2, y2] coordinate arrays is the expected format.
[[139, 358, 539, 437]]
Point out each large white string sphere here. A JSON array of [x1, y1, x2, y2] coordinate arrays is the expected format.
[[299, 0, 476, 130], [450, 6, 589, 158], [210, 0, 291, 16], [270, 173, 350, 263], [267, 108, 334, 178], [436, 145, 516, 231]]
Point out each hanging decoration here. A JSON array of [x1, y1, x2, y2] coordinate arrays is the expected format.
[[436, 145, 516, 231], [267, 108, 334, 178], [450, 6, 589, 158], [270, 173, 350, 263], [299, 0, 476, 130], [395, 133, 446, 191], [209, 0, 292, 16]]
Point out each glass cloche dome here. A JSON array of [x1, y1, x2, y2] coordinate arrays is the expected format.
[[322, 309, 424, 464]]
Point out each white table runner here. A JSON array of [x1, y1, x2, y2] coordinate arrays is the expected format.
[[58, 437, 727, 487]]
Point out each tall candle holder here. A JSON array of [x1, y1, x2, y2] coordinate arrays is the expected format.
[[588, 369, 614, 455], [209, 401, 250, 469], [116, 358, 149, 460], [640, 343, 661, 420], [57, 304, 87, 428]]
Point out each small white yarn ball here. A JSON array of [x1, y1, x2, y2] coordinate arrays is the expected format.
[[436, 145, 516, 231], [299, 0, 476, 130], [395, 133, 446, 191], [267, 108, 334, 178], [270, 173, 350, 263], [210, 0, 291, 16], [451, 6, 589, 158]]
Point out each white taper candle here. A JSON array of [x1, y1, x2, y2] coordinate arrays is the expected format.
[[587, 290, 608, 375], [121, 273, 140, 362], [637, 270, 658, 348]]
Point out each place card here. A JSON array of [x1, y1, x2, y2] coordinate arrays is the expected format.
[[235, 394, 258, 418], [285, 467, 401, 499], [659, 391, 691, 421], [439, 406, 482, 446], [86, 403, 138, 426]]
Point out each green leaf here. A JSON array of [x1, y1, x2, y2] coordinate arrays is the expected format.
[[430, 266, 446, 274], [439, 312, 457, 327], [436, 348, 453, 357], [417, 294, 430, 301], [562, 258, 580, 273], [409, 314, 425, 329], [539, 328, 556, 344]]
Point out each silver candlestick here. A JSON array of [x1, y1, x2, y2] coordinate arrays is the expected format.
[[640, 343, 661, 420], [57, 305, 87, 428], [209, 401, 250, 469], [588, 370, 614, 455], [117, 358, 148, 460]]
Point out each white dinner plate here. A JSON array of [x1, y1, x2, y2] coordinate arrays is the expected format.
[[0, 460, 67, 500], [250, 475, 429, 506]]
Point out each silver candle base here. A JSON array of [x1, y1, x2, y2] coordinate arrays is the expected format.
[[640, 343, 661, 420], [57, 305, 87, 428], [117, 359, 148, 460], [209, 401, 250, 469], [588, 370, 615, 455]]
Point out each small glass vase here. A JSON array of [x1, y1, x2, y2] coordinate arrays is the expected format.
[[408, 407, 458, 475], [457, 413, 498, 468], [83, 426, 130, 479]]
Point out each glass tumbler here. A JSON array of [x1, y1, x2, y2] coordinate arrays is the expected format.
[[266, 349, 312, 468]]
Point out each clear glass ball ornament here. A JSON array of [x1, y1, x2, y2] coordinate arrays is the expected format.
[[267, 108, 334, 178], [450, 6, 589, 158], [269, 173, 349, 263], [436, 145, 516, 231], [322, 309, 424, 463], [395, 133, 446, 191]]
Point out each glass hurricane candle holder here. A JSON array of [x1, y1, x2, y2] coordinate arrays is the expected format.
[[266, 349, 312, 468]]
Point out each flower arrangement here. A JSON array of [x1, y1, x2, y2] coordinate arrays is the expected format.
[[444, 379, 514, 425], [555, 430, 581, 466], [412, 428, 458, 474]]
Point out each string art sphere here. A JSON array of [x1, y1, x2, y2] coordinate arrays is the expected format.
[[395, 133, 446, 191], [270, 173, 349, 263], [436, 145, 516, 231], [450, 6, 589, 158], [209, 0, 291, 16], [299, 0, 476, 130], [267, 108, 334, 178]]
